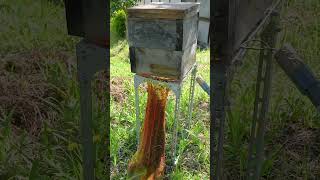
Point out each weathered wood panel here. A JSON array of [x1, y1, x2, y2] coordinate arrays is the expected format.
[[127, 3, 199, 19], [128, 3, 199, 80], [128, 15, 197, 51], [183, 15, 198, 49], [127, 3, 199, 51], [128, 19, 178, 50], [136, 0, 209, 46], [130, 43, 196, 80], [131, 47, 183, 79]]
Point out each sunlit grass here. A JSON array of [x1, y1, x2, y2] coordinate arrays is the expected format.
[[110, 32, 210, 179]]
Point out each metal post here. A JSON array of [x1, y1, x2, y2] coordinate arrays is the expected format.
[[187, 65, 197, 130], [76, 40, 107, 180], [246, 11, 280, 180], [172, 87, 182, 165], [78, 74, 94, 180], [211, 60, 228, 180], [134, 75, 143, 146]]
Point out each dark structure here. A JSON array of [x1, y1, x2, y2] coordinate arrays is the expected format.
[[64, 1, 109, 180], [275, 44, 320, 111], [211, 0, 282, 179], [64, 0, 109, 47]]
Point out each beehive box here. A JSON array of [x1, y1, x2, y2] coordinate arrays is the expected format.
[[127, 2, 200, 81]]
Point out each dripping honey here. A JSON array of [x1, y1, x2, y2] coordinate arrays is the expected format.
[[128, 83, 169, 180]]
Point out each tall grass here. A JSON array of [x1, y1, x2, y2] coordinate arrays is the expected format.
[[0, 0, 108, 179], [0, 0, 318, 179]]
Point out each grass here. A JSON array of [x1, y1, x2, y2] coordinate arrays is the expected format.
[[222, 0, 320, 179], [0, 0, 108, 179], [0, 0, 318, 179], [110, 24, 210, 178]]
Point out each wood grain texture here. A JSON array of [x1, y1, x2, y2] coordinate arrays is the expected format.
[[130, 44, 196, 80], [127, 2, 199, 19], [128, 2, 198, 80], [133, 47, 183, 79], [128, 18, 178, 50], [127, 15, 198, 51]]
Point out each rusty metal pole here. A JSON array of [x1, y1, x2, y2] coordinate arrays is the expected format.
[[246, 11, 280, 180]]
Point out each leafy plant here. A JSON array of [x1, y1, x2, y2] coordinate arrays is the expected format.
[[111, 0, 138, 16], [111, 10, 127, 39]]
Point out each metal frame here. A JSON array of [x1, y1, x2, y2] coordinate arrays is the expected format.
[[76, 40, 108, 180], [133, 64, 197, 166], [211, 1, 282, 179], [246, 11, 280, 179]]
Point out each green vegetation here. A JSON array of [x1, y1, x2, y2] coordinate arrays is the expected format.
[[111, 0, 138, 16], [110, 40, 210, 179], [111, 10, 127, 39], [0, 0, 318, 179], [222, 1, 320, 179], [0, 0, 108, 179]]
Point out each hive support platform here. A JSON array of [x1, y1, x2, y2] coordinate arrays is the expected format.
[[76, 40, 108, 180], [134, 65, 197, 166]]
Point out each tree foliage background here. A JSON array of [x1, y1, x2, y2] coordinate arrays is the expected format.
[[111, 0, 139, 16]]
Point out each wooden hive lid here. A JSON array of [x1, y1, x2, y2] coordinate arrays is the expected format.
[[127, 2, 200, 20]]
